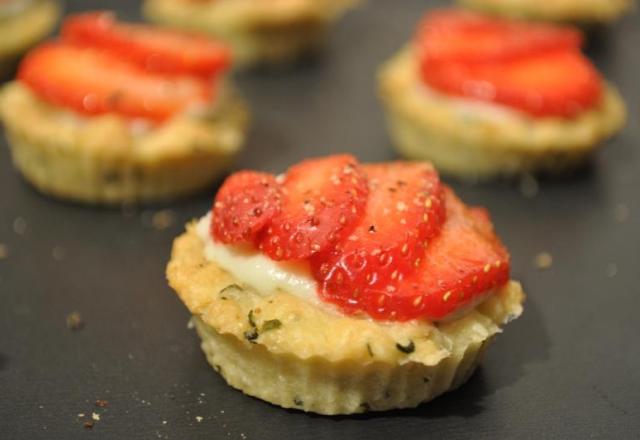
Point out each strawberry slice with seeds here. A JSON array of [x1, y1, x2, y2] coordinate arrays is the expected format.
[[259, 155, 368, 261], [422, 50, 603, 118], [18, 42, 212, 122], [312, 162, 446, 313], [417, 9, 582, 64], [211, 171, 282, 244], [62, 11, 231, 77], [365, 188, 510, 321]]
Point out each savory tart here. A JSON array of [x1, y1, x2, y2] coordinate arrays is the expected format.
[[142, 0, 360, 67], [457, 0, 632, 24], [0, 0, 60, 76], [167, 154, 525, 415], [378, 9, 626, 179], [0, 12, 249, 204]]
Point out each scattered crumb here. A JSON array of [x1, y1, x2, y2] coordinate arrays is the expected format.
[[151, 210, 175, 230], [52, 246, 66, 261], [534, 252, 553, 270], [519, 174, 539, 199], [83, 421, 94, 429], [240, 434, 247, 439], [91, 412, 100, 421], [0, 244, 8, 259], [66, 312, 84, 331], [13, 217, 27, 235], [614, 203, 630, 223], [78, 413, 85, 418], [606, 263, 618, 278], [162, 420, 167, 425], [187, 319, 195, 329], [195, 416, 203, 423], [95, 400, 108, 408]]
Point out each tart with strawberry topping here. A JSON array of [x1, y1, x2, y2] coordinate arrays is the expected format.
[[378, 9, 626, 179], [142, 0, 360, 67], [167, 155, 525, 414], [457, 0, 632, 24], [0, 0, 60, 77], [0, 11, 249, 204]]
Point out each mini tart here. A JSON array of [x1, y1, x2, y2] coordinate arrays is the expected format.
[[378, 48, 626, 179], [0, 0, 60, 76], [0, 82, 248, 204], [167, 221, 524, 415], [142, 0, 359, 67], [457, 0, 632, 24]]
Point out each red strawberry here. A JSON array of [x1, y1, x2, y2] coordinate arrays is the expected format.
[[421, 50, 603, 118], [312, 162, 446, 313], [62, 11, 231, 78], [417, 9, 582, 64], [18, 42, 212, 122], [259, 155, 368, 261], [211, 171, 282, 244], [360, 188, 510, 321]]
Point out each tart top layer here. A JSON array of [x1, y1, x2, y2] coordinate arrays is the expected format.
[[16, 10, 231, 123], [210, 155, 511, 322], [415, 9, 603, 118]]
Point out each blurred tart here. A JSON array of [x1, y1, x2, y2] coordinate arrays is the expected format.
[[378, 9, 626, 179], [0, 12, 249, 204], [0, 0, 60, 76], [142, 0, 360, 67], [167, 155, 525, 414], [457, 0, 632, 24]]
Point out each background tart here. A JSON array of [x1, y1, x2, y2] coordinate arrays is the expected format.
[[0, 82, 248, 204], [167, 221, 524, 415], [378, 48, 626, 179], [142, 0, 359, 67], [457, 0, 632, 24], [0, 0, 60, 77]]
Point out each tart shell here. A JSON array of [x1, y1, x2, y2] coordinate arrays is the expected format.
[[378, 48, 627, 180], [167, 222, 525, 415], [142, 0, 359, 67], [0, 82, 249, 204]]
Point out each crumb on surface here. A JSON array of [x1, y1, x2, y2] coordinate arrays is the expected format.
[[83, 421, 94, 429], [66, 312, 84, 331], [0, 243, 8, 259], [195, 416, 203, 423], [95, 400, 108, 408], [534, 252, 553, 270], [91, 412, 100, 421], [151, 210, 175, 230]]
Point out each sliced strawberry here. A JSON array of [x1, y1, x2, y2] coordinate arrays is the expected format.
[[18, 42, 212, 122], [361, 188, 510, 321], [417, 9, 582, 64], [258, 155, 368, 261], [421, 50, 603, 118], [62, 11, 231, 77], [211, 171, 282, 244], [312, 162, 446, 313]]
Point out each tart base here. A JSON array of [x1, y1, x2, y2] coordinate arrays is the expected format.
[[457, 0, 632, 24], [0, 82, 249, 205], [142, 0, 359, 67], [167, 222, 525, 415], [378, 48, 627, 180]]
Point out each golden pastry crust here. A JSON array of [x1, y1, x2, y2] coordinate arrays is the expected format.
[[167, 222, 525, 414], [0, 0, 60, 75], [0, 82, 249, 204], [378, 48, 627, 179], [142, 0, 359, 66], [457, 0, 632, 23]]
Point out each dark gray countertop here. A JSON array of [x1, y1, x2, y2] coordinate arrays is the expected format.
[[1, 0, 639, 438]]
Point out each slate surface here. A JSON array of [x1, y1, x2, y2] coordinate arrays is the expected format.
[[1, 0, 639, 439]]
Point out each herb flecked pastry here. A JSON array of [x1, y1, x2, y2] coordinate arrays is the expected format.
[[457, 0, 632, 24], [378, 10, 626, 180], [0, 0, 60, 77], [0, 12, 249, 204], [167, 154, 525, 415], [142, 0, 360, 67]]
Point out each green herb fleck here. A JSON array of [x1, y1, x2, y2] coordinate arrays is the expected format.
[[261, 319, 282, 332], [366, 343, 374, 357], [293, 396, 304, 406], [244, 328, 258, 343], [395, 340, 415, 354]]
